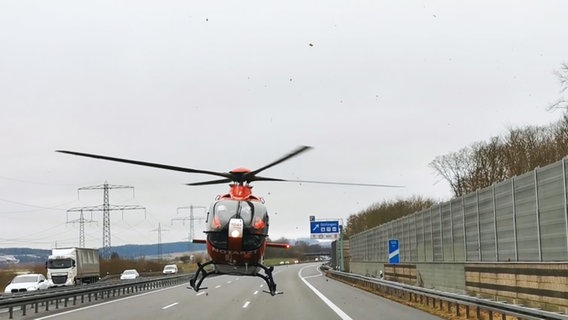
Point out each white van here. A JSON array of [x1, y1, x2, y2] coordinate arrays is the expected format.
[[162, 264, 178, 275]]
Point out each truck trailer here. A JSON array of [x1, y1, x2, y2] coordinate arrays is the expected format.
[[46, 247, 100, 287]]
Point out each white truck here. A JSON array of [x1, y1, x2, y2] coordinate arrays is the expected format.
[[46, 247, 100, 287]]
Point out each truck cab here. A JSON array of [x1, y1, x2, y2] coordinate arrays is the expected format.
[[46, 255, 76, 286]]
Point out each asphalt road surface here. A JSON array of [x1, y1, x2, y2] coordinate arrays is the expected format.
[[30, 263, 441, 320]]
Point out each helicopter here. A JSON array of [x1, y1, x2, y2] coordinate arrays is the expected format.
[[56, 146, 401, 295]]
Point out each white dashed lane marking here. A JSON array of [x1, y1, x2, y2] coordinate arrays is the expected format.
[[162, 302, 178, 310]]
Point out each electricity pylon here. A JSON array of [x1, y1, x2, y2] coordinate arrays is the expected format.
[[171, 205, 206, 240], [67, 181, 145, 259], [151, 222, 169, 260], [66, 209, 96, 248]]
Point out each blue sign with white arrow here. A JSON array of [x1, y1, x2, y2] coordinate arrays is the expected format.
[[388, 239, 399, 264], [310, 220, 340, 239]]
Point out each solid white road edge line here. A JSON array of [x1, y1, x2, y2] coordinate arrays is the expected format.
[[299, 265, 353, 320]]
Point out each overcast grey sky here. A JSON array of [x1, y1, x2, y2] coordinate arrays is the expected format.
[[1, 1, 567, 250]]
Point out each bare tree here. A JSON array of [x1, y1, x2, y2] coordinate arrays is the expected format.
[[429, 147, 474, 197], [551, 114, 568, 158], [503, 126, 539, 176], [467, 137, 508, 191], [547, 62, 568, 111], [502, 125, 563, 176]]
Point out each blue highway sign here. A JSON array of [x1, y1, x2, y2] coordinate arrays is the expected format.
[[388, 239, 399, 264], [310, 220, 340, 239]]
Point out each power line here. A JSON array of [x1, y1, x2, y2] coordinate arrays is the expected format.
[[0, 197, 78, 212]]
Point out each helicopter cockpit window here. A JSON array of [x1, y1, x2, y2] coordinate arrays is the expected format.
[[210, 200, 259, 228], [210, 200, 238, 230], [249, 202, 268, 232], [240, 203, 252, 225]]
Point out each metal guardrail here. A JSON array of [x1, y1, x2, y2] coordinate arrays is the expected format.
[[0, 274, 190, 319], [323, 267, 568, 320]]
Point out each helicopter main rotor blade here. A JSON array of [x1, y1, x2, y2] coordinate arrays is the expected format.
[[246, 145, 312, 180], [56, 150, 233, 179], [186, 178, 233, 186], [57, 148, 403, 188], [187, 175, 288, 185], [277, 179, 404, 188], [250, 176, 287, 182]]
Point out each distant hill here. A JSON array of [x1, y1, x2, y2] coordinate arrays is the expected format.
[[0, 248, 50, 265], [291, 238, 332, 247], [0, 241, 205, 265], [109, 242, 205, 259]]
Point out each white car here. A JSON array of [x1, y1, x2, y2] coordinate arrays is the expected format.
[[162, 264, 178, 275], [4, 274, 50, 294], [120, 269, 140, 280]]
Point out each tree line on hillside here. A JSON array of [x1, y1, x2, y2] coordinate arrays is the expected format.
[[344, 62, 568, 237], [344, 196, 435, 238]]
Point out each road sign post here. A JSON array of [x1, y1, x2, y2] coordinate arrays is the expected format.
[[339, 224, 344, 271]]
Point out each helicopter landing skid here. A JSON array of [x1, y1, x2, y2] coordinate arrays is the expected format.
[[188, 261, 282, 296], [189, 261, 214, 292], [257, 264, 282, 296]]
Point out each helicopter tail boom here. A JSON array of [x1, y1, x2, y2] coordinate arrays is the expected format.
[[266, 242, 290, 248]]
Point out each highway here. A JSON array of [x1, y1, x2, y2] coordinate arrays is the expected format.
[[30, 263, 441, 320]]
